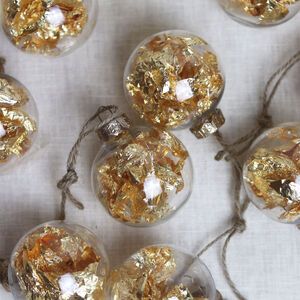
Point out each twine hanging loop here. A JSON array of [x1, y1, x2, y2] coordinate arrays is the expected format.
[[57, 105, 118, 220]]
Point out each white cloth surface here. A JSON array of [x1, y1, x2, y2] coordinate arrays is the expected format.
[[0, 1, 300, 299]]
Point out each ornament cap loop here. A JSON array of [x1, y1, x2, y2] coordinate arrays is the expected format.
[[96, 113, 131, 142], [191, 108, 225, 139]]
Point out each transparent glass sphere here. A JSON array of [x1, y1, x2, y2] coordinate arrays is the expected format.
[[8, 221, 110, 300], [218, 0, 300, 27], [91, 126, 193, 227], [243, 123, 300, 224], [108, 244, 217, 300], [0, 73, 38, 171], [124, 30, 225, 130], [1, 0, 99, 56]]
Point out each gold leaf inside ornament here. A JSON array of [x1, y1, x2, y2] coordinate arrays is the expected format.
[[0, 75, 37, 164], [2, 0, 88, 55], [229, 0, 299, 23], [0, 78, 29, 107], [13, 226, 105, 300], [109, 246, 208, 300], [0, 108, 36, 162], [244, 126, 300, 222], [125, 33, 224, 129], [96, 128, 189, 224]]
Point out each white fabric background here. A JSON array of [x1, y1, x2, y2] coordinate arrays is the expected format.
[[0, 0, 300, 299]]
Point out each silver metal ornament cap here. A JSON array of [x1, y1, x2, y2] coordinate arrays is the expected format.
[[96, 113, 131, 142], [191, 108, 225, 139]]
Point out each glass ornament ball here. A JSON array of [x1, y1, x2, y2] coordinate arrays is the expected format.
[[1, 0, 99, 56], [124, 30, 225, 130], [243, 123, 300, 224], [108, 245, 217, 300], [0, 73, 38, 171], [91, 119, 193, 227], [218, 0, 300, 27], [8, 221, 110, 300]]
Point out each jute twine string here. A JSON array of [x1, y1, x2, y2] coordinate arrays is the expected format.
[[0, 57, 5, 74], [57, 105, 118, 220], [196, 50, 300, 300]]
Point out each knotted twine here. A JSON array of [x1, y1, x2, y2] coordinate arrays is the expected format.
[[57, 105, 118, 220], [196, 50, 300, 300]]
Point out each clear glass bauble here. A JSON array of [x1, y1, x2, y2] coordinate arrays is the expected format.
[[91, 126, 193, 227], [8, 221, 109, 300], [0, 73, 38, 171], [107, 244, 217, 300], [124, 30, 225, 130], [1, 0, 99, 56], [218, 0, 300, 27], [243, 123, 300, 224]]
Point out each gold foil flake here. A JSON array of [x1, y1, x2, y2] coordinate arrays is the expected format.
[[2, 0, 88, 55], [126, 33, 224, 129], [13, 225, 104, 300], [245, 144, 300, 221], [164, 285, 193, 300], [0, 76, 37, 164], [267, 125, 299, 141], [230, 0, 299, 23], [0, 78, 29, 107], [109, 247, 175, 300], [110, 247, 207, 300], [164, 284, 208, 300], [96, 129, 188, 224], [0, 107, 36, 162]]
